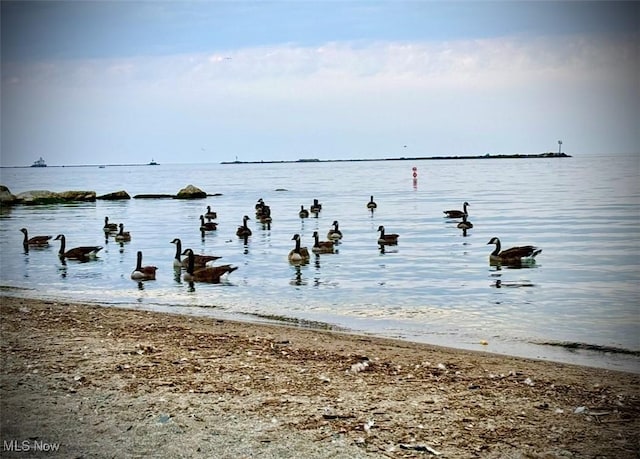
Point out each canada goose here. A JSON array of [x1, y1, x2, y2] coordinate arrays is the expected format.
[[255, 199, 266, 218], [457, 215, 473, 237], [310, 199, 322, 214], [259, 205, 272, 224], [443, 201, 469, 219], [377, 225, 399, 245], [115, 223, 131, 242], [367, 196, 377, 211], [204, 205, 217, 220], [288, 234, 310, 263], [236, 215, 252, 237], [199, 215, 217, 231], [457, 214, 473, 236], [299, 205, 309, 218], [487, 237, 542, 264], [20, 228, 52, 247], [103, 216, 118, 233], [457, 214, 473, 230], [131, 251, 157, 280], [170, 238, 221, 268], [54, 234, 103, 260], [182, 248, 238, 283], [312, 231, 335, 254], [327, 220, 343, 241]]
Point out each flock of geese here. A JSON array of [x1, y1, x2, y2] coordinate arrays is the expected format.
[[18, 196, 542, 285], [439, 201, 542, 264], [257, 196, 402, 263], [19, 214, 239, 284], [284, 197, 541, 265]]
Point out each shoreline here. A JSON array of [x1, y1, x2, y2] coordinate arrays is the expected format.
[[5, 289, 638, 375], [1, 294, 638, 458]]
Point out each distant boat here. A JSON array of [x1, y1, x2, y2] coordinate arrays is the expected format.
[[148, 159, 159, 165], [31, 157, 47, 167]]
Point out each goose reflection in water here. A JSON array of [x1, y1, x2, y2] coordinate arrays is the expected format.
[[379, 244, 399, 255], [311, 255, 327, 286], [290, 265, 307, 286], [240, 235, 250, 254], [58, 259, 68, 278], [22, 241, 51, 255], [490, 258, 539, 269], [493, 279, 536, 288]]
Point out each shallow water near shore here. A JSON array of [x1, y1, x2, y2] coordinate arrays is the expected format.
[[1, 154, 639, 373]]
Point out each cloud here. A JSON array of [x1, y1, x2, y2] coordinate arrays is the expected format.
[[2, 33, 638, 165], [5, 33, 635, 93]]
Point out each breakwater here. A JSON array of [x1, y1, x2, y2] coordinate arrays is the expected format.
[[221, 152, 571, 164]]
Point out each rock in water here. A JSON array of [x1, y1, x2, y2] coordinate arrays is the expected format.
[[175, 184, 207, 199]]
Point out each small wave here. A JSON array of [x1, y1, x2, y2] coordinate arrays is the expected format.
[[532, 340, 640, 356], [239, 311, 348, 331], [0, 285, 33, 292]]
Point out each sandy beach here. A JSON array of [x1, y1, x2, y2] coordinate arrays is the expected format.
[[1, 294, 638, 458]]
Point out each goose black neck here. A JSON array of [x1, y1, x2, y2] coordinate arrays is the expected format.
[[136, 251, 143, 270], [57, 235, 66, 255], [186, 250, 194, 274], [174, 239, 182, 261]]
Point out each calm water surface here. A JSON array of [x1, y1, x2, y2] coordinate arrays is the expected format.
[[1, 155, 639, 373]]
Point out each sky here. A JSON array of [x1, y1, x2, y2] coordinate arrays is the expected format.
[[1, 1, 638, 166]]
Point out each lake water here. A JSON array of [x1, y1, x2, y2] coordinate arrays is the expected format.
[[1, 155, 639, 373]]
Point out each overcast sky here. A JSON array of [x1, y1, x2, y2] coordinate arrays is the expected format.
[[1, 1, 638, 166]]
